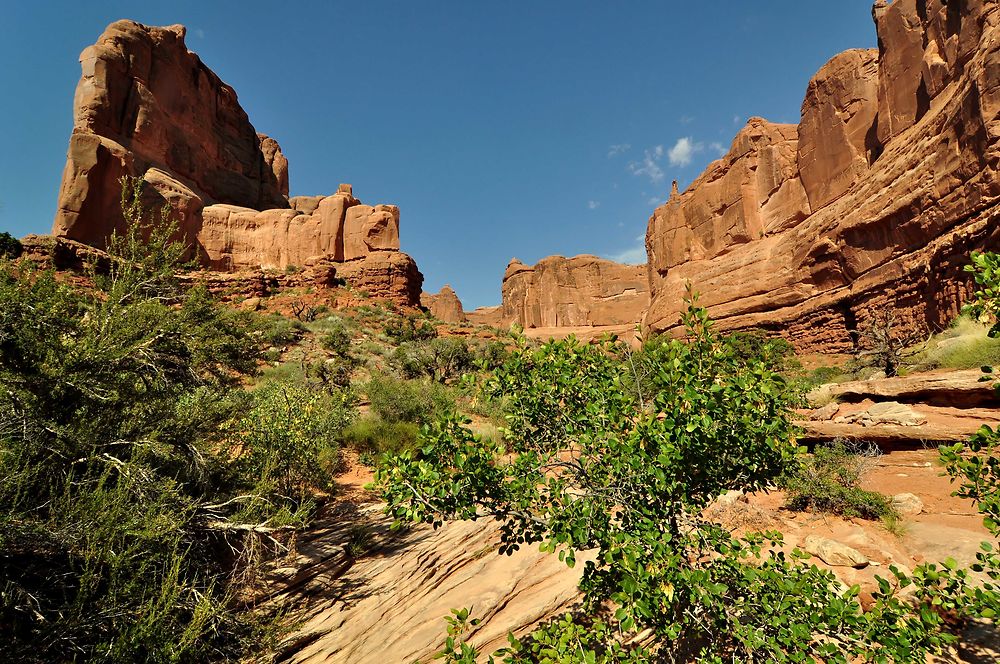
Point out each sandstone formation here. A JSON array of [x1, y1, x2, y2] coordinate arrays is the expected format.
[[644, 0, 1000, 352], [501, 255, 650, 328], [465, 305, 504, 327], [420, 284, 467, 323], [52, 20, 421, 305]]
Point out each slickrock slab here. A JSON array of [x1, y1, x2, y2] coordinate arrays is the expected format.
[[275, 514, 585, 664]]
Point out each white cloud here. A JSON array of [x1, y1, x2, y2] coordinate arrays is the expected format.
[[194, 27, 206, 39], [680, 115, 695, 125], [647, 195, 663, 206], [607, 143, 631, 158], [588, 200, 601, 210], [608, 233, 647, 265], [733, 114, 742, 125], [709, 141, 727, 156], [667, 137, 703, 167], [628, 145, 665, 184]]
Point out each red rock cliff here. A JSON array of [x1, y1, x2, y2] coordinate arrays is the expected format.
[[644, 0, 1000, 351], [52, 20, 422, 305], [501, 255, 650, 328]]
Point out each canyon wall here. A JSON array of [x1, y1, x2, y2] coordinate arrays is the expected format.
[[644, 0, 1000, 351], [52, 20, 421, 305], [501, 255, 650, 328]]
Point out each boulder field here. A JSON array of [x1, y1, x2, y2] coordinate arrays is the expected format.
[[51, 20, 422, 305]]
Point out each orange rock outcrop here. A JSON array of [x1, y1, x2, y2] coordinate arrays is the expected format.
[[421, 285, 467, 323], [643, 0, 1000, 352], [52, 20, 421, 305], [501, 255, 650, 328]]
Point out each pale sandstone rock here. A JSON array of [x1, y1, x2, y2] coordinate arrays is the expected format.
[[466, 305, 504, 327], [803, 535, 870, 568], [501, 255, 649, 328], [421, 285, 467, 323], [834, 401, 928, 427], [644, 0, 1000, 353], [891, 492, 924, 515]]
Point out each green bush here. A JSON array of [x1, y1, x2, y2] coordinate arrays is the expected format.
[[320, 318, 353, 356], [0, 176, 305, 661], [259, 313, 306, 347], [0, 231, 22, 259], [384, 314, 438, 343], [389, 337, 474, 383], [229, 381, 355, 505], [341, 417, 421, 455], [365, 374, 455, 425], [779, 440, 896, 520]]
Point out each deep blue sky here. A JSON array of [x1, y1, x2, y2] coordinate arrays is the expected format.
[[0, 1, 877, 308]]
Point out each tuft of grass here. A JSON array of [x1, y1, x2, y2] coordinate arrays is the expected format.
[[915, 316, 1000, 370], [341, 417, 421, 455], [881, 512, 909, 538]]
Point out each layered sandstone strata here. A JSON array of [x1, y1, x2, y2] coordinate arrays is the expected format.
[[644, 0, 1000, 352], [52, 20, 421, 305], [501, 255, 650, 328], [420, 285, 467, 323]]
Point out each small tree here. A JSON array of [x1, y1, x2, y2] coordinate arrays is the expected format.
[[0, 231, 22, 259], [854, 309, 927, 377]]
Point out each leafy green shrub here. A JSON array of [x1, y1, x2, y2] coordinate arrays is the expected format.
[[389, 337, 474, 383], [384, 314, 438, 343], [365, 374, 455, 425], [0, 176, 305, 661], [779, 440, 895, 519], [259, 313, 306, 346], [723, 329, 799, 373], [229, 381, 355, 504], [320, 318, 353, 356], [341, 417, 421, 455], [379, 292, 998, 662], [0, 231, 22, 259]]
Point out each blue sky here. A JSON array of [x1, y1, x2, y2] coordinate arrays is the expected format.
[[0, 1, 877, 308]]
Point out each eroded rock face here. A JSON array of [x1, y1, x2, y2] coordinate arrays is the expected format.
[[52, 20, 420, 305], [644, 0, 1000, 351], [421, 285, 466, 323], [501, 255, 650, 328]]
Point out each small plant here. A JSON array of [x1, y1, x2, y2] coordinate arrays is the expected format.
[[320, 319, 353, 356], [384, 314, 438, 343], [345, 523, 377, 557], [284, 264, 301, 275], [259, 314, 306, 346], [365, 374, 455, 425], [780, 440, 896, 520], [291, 299, 327, 322], [341, 416, 421, 455]]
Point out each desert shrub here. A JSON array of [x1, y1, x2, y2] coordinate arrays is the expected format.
[[379, 293, 997, 662], [384, 313, 438, 343], [915, 316, 1000, 371], [320, 318, 353, 356], [390, 337, 474, 383], [365, 374, 455, 425], [0, 176, 306, 661], [259, 313, 306, 347], [341, 417, 421, 455], [0, 231, 22, 259], [474, 339, 509, 370], [794, 364, 850, 392], [228, 381, 355, 506], [723, 330, 799, 372], [779, 440, 895, 520]]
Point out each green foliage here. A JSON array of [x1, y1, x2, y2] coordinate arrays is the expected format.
[[259, 313, 307, 347], [780, 440, 896, 520], [379, 293, 999, 662], [319, 317, 353, 356], [384, 314, 438, 343], [0, 231, 21, 259], [724, 329, 799, 373], [228, 381, 355, 505], [341, 417, 421, 456], [365, 374, 455, 425], [964, 250, 1000, 336], [0, 176, 316, 661], [390, 337, 474, 383]]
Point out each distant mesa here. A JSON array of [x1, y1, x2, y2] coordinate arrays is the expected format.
[[51, 20, 422, 305], [643, 0, 1000, 351]]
